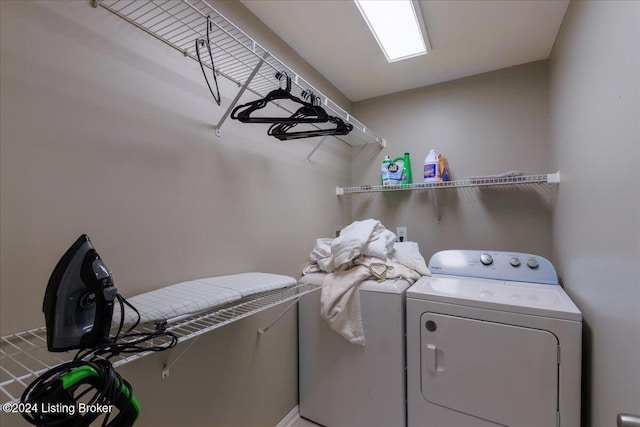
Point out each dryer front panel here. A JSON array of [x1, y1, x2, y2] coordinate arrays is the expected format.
[[420, 312, 559, 426]]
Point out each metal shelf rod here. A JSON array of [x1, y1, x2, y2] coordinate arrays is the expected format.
[[215, 53, 267, 136], [306, 136, 329, 162]]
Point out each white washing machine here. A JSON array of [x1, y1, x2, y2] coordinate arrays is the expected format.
[[298, 273, 409, 427], [407, 250, 582, 427]]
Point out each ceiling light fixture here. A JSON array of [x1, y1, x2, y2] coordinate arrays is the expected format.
[[354, 0, 430, 63]]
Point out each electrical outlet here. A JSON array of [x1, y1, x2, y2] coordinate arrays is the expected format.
[[396, 227, 407, 242]]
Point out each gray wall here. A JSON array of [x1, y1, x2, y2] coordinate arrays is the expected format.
[[0, 1, 352, 426], [351, 61, 553, 260], [549, 1, 640, 426], [2, 1, 639, 427]]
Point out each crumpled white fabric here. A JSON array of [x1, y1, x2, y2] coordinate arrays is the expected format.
[[331, 219, 396, 268], [308, 237, 334, 273], [392, 241, 431, 276], [303, 219, 430, 345]]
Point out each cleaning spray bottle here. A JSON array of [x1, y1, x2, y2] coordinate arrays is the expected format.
[[424, 149, 440, 182]]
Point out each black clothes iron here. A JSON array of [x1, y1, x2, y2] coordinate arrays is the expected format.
[[43, 235, 118, 352], [23, 235, 178, 426]]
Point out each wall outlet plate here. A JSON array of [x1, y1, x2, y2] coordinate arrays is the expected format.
[[396, 227, 407, 242]]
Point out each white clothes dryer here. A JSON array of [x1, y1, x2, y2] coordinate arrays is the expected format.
[[406, 250, 582, 427]]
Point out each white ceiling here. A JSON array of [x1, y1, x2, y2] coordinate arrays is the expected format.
[[240, 0, 569, 102]]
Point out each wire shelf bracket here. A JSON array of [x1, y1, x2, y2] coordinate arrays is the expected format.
[[214, 53, 268, 137], [158, 284, 318, 380]]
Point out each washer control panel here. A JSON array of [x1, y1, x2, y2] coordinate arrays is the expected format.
[[428, 250, 558, 285]]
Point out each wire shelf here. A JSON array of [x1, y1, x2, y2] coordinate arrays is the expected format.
[[337, 172, 560, 223], [94, 0, 384, 148], [0, 282, 319, 404], [336, 173, 560, 195]]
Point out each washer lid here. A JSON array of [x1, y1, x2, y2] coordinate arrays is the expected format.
[[407, 275, 582, 321], [299, 273, 409, 294], [360, 278, 410, 294]]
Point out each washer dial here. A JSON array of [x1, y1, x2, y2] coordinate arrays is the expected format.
[[480, 253, 493, 265]]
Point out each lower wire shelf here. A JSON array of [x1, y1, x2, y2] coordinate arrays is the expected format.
[[0, 282, 319, 404]]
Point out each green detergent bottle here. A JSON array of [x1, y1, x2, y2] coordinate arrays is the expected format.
[[392, 153, 412, 185]]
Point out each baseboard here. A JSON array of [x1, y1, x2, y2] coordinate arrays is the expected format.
[[275, 405, 300, 427]]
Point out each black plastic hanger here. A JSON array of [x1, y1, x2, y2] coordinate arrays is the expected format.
[[196, 16, 221, 106], [267, 115, 353, 141], [230, 71, 329, 124]]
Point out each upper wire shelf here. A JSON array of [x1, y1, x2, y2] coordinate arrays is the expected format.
[[93, 0, 384, 148], [336, 173, 560, 195], [0, 282, 319, 404]]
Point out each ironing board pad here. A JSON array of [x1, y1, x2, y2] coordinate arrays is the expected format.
[[113, 272, 297, 326]]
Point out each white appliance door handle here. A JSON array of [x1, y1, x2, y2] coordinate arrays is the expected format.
[[426, 344, 437, 373], [618, 414, 640, 427]]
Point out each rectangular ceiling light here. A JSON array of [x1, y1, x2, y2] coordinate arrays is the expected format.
[[354, 0, 430, 63]]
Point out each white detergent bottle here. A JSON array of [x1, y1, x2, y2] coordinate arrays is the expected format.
[[424, 149, 440, 182], [381, 156, 393, 185]]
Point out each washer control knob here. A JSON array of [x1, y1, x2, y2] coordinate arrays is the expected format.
[[527, 258, 539, 269], [510, 257, 521, 267], [480, 253, 493, 265]]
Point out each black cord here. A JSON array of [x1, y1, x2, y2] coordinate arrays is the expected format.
[[21, 294, 177, 426], [74, 294, 177, 362], [196, 15, 221, 106], [21, 359, 136, 427]]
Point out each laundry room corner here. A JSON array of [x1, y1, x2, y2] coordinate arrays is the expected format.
[[351, 60, 553, 260]]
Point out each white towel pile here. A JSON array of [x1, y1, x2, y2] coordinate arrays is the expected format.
[[303, 219, 430, 345]]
